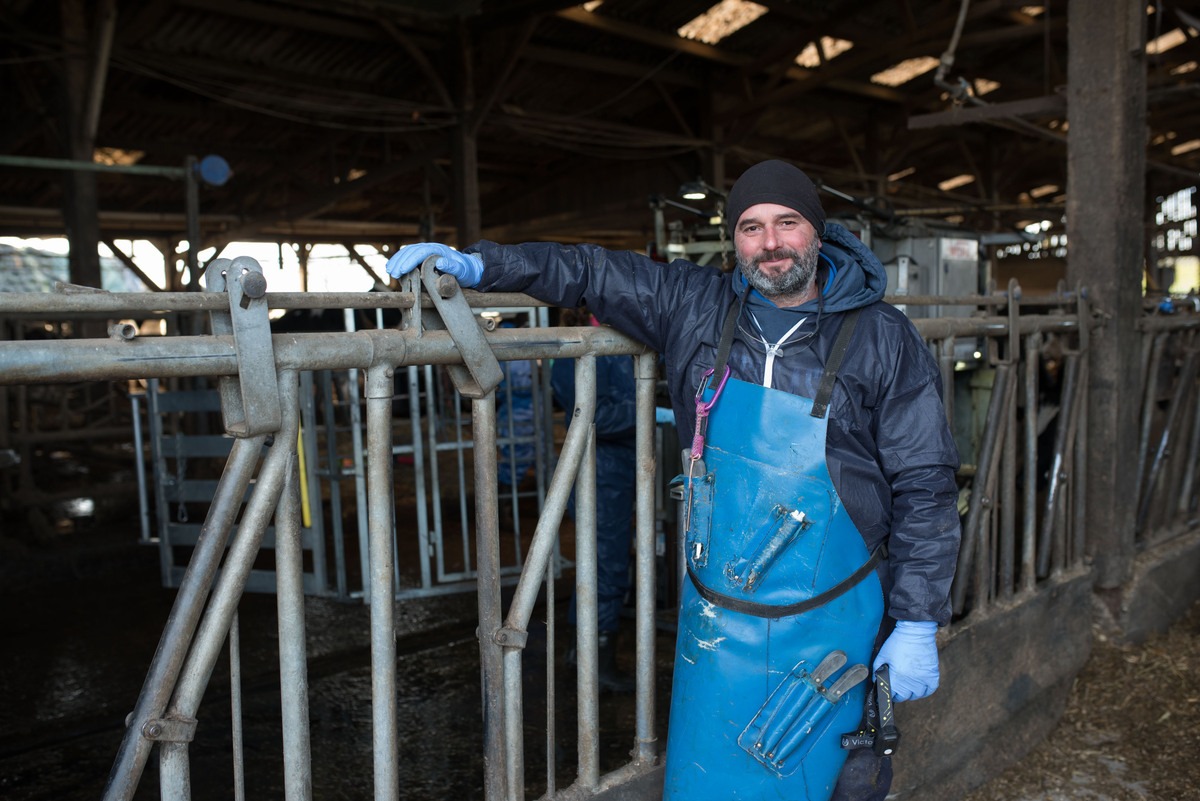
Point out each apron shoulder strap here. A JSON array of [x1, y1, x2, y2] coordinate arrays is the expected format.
[[711, 291, 744, 382], [810, 308, 862, 419]]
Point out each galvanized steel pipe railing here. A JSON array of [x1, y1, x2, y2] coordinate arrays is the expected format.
[[0, 288, 549, 318], [365, 365, 400, 801], [161, 372, 303, 800], [1137, 332, 1200, 539], [633, 351, 659, 765], [496, 355, 597, 799], [952, 362, 1013, 614], [101, 433, 267, 801], [275, 429, 315, 801], [0, 325, 646, 384], [1134, 312, 1200, 544], [943, 279, 1102, 620]]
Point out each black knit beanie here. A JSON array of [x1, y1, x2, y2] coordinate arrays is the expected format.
[[726, 160, 826, 237]]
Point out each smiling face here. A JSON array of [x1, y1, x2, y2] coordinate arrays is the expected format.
[[733, 202, 822, 306]]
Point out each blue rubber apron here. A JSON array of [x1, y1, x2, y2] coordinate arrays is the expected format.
[[663, 307, 884, 801]]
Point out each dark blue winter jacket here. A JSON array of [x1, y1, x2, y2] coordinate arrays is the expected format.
[[467, 223, 961, 624]]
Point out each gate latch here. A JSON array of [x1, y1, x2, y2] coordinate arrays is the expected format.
[[204, 256, 282, 436], [404, 257, 503, 399]]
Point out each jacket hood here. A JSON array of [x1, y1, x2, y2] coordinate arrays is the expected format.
[[815, 222, 888, 312]]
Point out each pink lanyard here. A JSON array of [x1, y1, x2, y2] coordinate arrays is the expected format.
[[683, 365, 731, 542], [690, 365, 731, 466]]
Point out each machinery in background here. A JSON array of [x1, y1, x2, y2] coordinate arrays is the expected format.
[[649, 191, 732, 268], [869, 227, 982, 318]]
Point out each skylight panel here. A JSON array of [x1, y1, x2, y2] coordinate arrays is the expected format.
[[888, 166, 916, 182], [794, 36, 854, 68], [938, 174, 976, 192], [1170, 139, 1200, 156], [871, 56, 940, 87], [678, 0, 768, 45], [973, 77, 1000, 96], [94, 148, 144, 166], [1147, 28, 1195, 56]]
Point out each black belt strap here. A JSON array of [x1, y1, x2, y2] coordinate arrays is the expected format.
[[686, 542, 887, 620]]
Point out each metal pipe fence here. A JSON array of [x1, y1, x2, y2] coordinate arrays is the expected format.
[[3, 273, 1199, 801], [1135, 312, 1200, 545]]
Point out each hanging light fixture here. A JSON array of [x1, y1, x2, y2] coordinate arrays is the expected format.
[[679, 178, 724, 201]]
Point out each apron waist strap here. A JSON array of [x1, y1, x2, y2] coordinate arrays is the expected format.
[[686, 542, 887, 620]]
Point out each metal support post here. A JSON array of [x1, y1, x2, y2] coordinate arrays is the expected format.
[[276, 412, 314, 801], [633, 351, 658, 764], [473, 392, 506, 801], [574, 355, 600, 790], [364, 366, 399, 801]]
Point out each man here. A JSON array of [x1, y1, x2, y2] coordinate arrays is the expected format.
[[386, 160, 961, 801]]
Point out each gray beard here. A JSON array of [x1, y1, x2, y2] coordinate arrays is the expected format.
[[737, 238, 821, 299]]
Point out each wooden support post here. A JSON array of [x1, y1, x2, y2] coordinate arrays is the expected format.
[[1065, 0, 1146, 589], [453, 22, 481, 247], [58, 0, 115, 293]]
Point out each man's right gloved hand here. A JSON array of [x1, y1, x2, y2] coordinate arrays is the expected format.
[[384, 243, 484, 288], [873, 620, 940, 702]]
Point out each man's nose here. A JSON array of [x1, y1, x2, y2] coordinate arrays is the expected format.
[[762, 225, 780, 250]]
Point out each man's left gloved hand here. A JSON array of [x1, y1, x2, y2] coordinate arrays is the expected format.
[[873, 620, 939, 702], [385, 243, 483, 287]]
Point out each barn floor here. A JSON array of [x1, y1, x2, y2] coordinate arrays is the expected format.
[[962, 598, 1200, 801]]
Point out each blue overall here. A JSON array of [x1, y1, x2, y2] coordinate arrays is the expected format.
[[663, 376, 885, 801]]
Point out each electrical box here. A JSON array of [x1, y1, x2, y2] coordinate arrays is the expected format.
[[872, 233, 985, 366], [872, 235, 981, 319]]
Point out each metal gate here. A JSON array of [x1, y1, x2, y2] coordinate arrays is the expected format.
[[136, 304, 559, 602]]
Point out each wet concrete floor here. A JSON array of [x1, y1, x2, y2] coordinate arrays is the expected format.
[[0, 517, 676, 801]]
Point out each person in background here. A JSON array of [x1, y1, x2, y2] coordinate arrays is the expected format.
[[551, 305, 637, 693], [495, 341, 535, 492], [385, 159, 961, 801]]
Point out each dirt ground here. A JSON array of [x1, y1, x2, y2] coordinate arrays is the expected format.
[[962, 599, 1200, 801]]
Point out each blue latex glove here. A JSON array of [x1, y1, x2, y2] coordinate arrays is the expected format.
[[384, 243, 484, 288], [873, 620, 939, 702], [655, 407, 676, 425]]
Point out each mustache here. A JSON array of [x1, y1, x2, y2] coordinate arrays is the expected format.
[[752, 247, 801, 266]]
